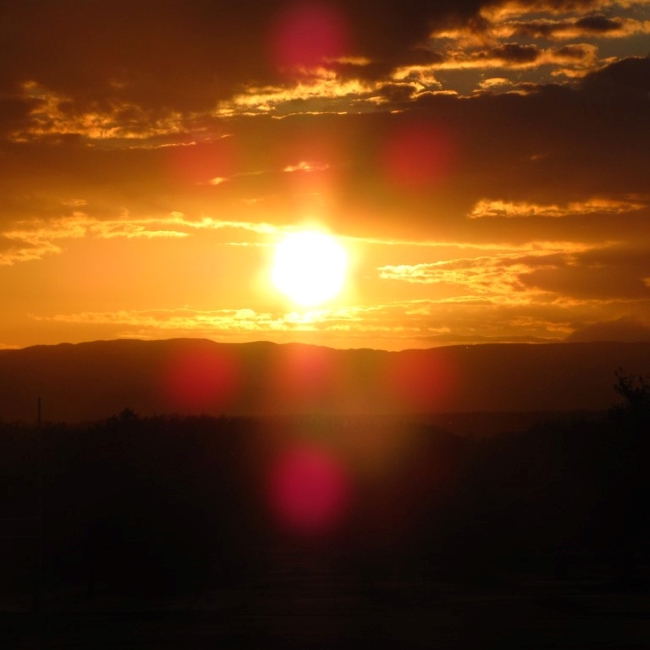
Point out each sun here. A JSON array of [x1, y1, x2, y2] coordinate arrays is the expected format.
[[272, 230, 348, 306]]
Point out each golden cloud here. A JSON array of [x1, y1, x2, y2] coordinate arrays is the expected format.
[[431, 42, 599, 71], [378, 253, 550, 302], [13, 83, 186, 142], [495, 16, 650, 40], [214, 69, 377, 116], [30, 305, 369, 337], [376, 240, 614, 307], [481, 1, 647, 22], [469, 197, 647, 218], [283, 161, 333, 173], [28, 293, 650, 348], [0, 212, 289, 265]]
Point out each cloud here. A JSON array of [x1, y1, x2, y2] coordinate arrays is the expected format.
[[0, 234, 62, 265], [491, 42, 540, 63], [378, 250, 572, 303], [4, 82, 248, 144], [0, 55, 648, 247], [0, 212, 289, 265], [0, 95, 43, 139], [481, 1, 648, 22], [214, 70, 379, 117], [283, 161, 333, 173], [377, 240, 650, 307], [582, 55, 650, 94], [503, 15, 650, 40], [0, 0, 644, 129], [0, 1, 493, 116], [0, 213, 185, 265], [521, 246, 650, 300], [469, 197, 648, 218], [27, 301, 570, 347], [6, 83, 187, 143], [478, 77, 514, 90], [5, 0, 636, 127], [429, 41, 599, 72], [25, 265, 650, 349], [566, 316, 650, 342], [30, 305, 374, 340], [426, 3, 647, 90]]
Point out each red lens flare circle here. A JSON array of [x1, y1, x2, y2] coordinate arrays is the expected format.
[[269, 3, 350, 75], [268, 445, 351, 535]]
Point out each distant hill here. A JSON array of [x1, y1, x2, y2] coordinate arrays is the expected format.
[[1, 339, 649, 424]]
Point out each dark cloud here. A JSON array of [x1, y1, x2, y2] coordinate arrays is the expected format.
[[0, 1, 276, 110], [511, 14, 625, 39], [488, 0, 626, 14], [0, 96, 45, 138], [521, 247, 650, 301], [0, 0, 490, 111], [510, 21, 558, 39], [338, 0, 486, 67], [582, 55, 650, 94], [575, 14, 623, 33], [566, 317, 650, 342], [489, 43, 540, 63], [375, 83, 420, 103], [524, 266, 649, 300], [0, 46, 647, 248], [553, 43, 593, 59]]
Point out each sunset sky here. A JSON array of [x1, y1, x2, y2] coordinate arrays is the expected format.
[[1, 0, 649, 351]]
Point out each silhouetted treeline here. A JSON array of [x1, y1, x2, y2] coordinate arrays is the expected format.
[[1, 388, 649, 599]]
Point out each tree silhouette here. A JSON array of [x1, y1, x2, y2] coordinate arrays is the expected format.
[[612, 369, 650, 424]]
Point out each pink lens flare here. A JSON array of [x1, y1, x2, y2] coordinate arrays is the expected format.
[[384, 351, 457, 412], [268, 444, 352, 535], [381, 120, 456, 190], [165, 139, 238, 185], [270, 344, 339, 410], [162, 348, 240, 413], [269, 3, 350, 75]]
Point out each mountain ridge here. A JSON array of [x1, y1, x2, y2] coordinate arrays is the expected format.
[[1, 338, 649, 424]]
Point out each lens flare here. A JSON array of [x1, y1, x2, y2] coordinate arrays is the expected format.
[[270, 344, 338, 409], [162, 347, 239, 413], [381, 120, 455, 190], [165, 140, 237, 185], [268, 445, 351, 535], [384, 351, 457, 412], [269, 3, 349, 74]]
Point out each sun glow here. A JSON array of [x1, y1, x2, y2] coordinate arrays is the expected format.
[[272, 230, 348, 306]]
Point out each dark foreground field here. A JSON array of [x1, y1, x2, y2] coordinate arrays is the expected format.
[[2, 551, 650, 649], [2, 389, 650, 648]]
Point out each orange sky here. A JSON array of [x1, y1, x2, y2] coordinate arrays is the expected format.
[[1, 0, 649, 350]]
